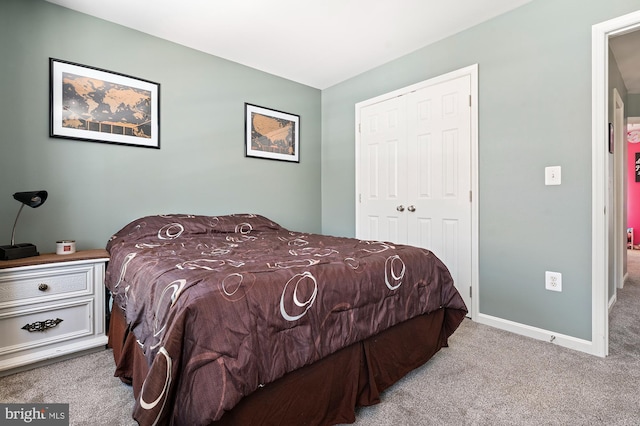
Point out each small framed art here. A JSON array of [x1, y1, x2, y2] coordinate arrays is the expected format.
[[609, 122, 614, 154], [50, 58, 160, 149], [245, 103, 299, 162]]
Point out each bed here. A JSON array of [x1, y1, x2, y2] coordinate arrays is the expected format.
[[105, 214, 467, 425]]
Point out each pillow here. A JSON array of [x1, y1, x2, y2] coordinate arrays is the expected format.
[[209, 214, 284, 234], [106, 214, 284, 250]]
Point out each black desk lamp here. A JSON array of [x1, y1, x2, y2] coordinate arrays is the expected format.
[[0, 191, 48, 260]]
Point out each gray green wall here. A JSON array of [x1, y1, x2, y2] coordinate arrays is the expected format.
[[0, 0, 321, 253], [629, 94, 640, 116], [4, 0, 640, 344], [321, 0, 640, 341]]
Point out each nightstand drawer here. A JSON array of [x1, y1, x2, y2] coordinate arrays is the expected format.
[[0, 265, 93, 307], [0, 299, 94, 357]]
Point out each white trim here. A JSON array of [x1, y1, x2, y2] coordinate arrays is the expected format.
[[592, 16, 610, 359], [354, 64, 479, 320], [470, 65, 480, 322], [475, 313, 594, 354], [608, 293, 617, 314], [592, 10, 640, 358], [613, 88, 625, 293]]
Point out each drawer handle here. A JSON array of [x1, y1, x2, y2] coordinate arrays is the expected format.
[[21, 318, 63, 332], [38, 283, 49, 291]]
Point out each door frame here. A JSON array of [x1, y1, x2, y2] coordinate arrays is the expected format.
[[592, 10, 640, 357], [613, 87, 625, 296], [354, 64, 479, 319]]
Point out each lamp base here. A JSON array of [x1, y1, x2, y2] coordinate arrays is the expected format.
[[0, 243, 39, 261]]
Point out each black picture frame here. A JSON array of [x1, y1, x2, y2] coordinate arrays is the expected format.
[[50, 58, 160, 149], [245, 103, 300, 162]]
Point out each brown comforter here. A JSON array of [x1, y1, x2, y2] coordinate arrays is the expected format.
[[105, 214, 467, 425]]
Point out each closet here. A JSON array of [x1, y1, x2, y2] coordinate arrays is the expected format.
[[355, 68, 475, 313]]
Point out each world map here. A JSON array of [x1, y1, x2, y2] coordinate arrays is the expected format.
[[61, 72, 152, 138]]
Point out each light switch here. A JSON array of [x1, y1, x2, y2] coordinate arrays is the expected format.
[[545, 166, 561, 186]]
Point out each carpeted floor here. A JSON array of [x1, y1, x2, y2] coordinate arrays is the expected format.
[[1, 252, 639, 425]]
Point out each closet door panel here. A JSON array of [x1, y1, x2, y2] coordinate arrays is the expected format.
[[358, 97, 408, 243], [406, 75, 471, 305]]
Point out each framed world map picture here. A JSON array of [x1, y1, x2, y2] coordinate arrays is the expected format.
[[50, 58, 160, 149], [245, 103, 300, 162]]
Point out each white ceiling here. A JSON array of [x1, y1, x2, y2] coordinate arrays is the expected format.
[[44, 0, 535, 89]]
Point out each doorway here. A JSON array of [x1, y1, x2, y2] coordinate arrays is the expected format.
[[592, 10, 640, 357]]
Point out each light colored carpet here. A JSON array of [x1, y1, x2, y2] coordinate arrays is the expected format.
[[2, 252, 639, 425], [0, 348, 135, 425]]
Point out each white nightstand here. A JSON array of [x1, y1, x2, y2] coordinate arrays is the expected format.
[[0, 249, 109, 376]]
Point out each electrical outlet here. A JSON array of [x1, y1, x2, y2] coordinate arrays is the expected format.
[[545, 271, 562, 292]]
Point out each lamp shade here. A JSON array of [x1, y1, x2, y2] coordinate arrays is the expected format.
[[13, 191, 47, 208]]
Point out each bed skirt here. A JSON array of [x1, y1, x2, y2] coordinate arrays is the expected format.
[[108, 303, 462, 425]]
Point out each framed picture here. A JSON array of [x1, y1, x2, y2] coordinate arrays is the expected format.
[[50, 58, 160, 149], [245, 103, 300, 162], [609, 122, 614, 154]]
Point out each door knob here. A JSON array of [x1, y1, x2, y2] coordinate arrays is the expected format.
[[407, 205, 416, 212], [396, 205, 405, 212]]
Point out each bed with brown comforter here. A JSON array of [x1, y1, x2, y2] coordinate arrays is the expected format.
[[105, 214, 467, 425]]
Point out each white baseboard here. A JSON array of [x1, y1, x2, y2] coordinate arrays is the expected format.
[[608, 293, 617, 313], [475, 313, 599, 356]]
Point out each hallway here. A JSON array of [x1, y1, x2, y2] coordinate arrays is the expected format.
[[609, 249, 640, 355]]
